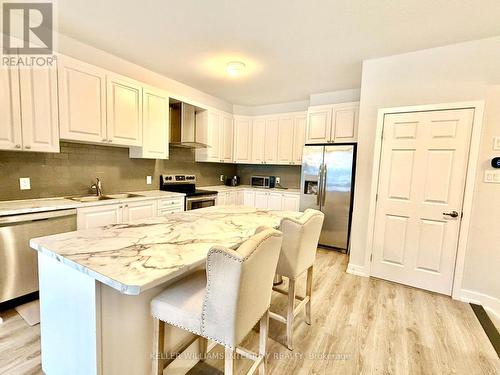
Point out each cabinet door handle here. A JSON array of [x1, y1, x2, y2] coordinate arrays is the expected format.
[[15, 144, 21, 148], [108, 139, 113, 143], [102, 138, 107, 142], [25, 145, 31, 149]]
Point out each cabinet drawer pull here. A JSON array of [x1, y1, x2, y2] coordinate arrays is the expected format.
[[15, 144, 21, 148], [25, 145, 31, 149]]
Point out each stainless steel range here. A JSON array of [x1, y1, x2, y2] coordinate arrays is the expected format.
[[160, 175, 218, 210]]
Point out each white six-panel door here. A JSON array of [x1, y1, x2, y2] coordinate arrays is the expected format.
[[371, 108, 474, 295]]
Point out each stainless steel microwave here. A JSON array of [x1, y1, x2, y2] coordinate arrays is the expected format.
[[251, 176, 276, 189]]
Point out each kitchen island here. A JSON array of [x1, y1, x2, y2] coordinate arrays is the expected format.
[[30, 206, 302, 375]]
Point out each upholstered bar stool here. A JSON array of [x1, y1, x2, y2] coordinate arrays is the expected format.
[[151, 228, 283, 375], [270, 209, 324, 350]]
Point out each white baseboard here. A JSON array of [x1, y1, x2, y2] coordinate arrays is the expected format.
[[458, 289, 500, 321], [346, 263, 369, 277]]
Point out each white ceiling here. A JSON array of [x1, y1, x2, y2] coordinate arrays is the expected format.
[[58, 0, 500, 106]]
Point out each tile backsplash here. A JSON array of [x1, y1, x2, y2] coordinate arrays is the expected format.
[[236, 164, 301, 188], [0, 142, 302, 201], [0, 142, 236, 201]]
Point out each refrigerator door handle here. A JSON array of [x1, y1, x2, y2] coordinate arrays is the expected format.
[[322, 165, 328, 206], [316, 164, 323, 206]]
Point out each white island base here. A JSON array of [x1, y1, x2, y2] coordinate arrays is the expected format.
[[38, 253, 204, 375]]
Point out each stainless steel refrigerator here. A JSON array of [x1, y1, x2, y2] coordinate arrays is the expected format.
[[300, 145, 355, 252]]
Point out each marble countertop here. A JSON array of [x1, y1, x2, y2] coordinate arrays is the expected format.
[[30, 206, 302, 295], [201, 184, 301, 194], [0, 190, 185, 217]]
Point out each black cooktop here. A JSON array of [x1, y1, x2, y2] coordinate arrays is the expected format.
[[160, 183, 217, 197], [189, 189, 218, 197]]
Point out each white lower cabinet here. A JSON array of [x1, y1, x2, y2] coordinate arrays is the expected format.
[[77, 197, 184, 229], [122, 200, 157, 223], [282, 194, 301, 211], [77, 204, 123, 230], [216, 191, 238, 206], [157, 197, 184, 215], [254, 191, 269, 209], [268, 192, 284, 210], [245, 189, 300, 211]]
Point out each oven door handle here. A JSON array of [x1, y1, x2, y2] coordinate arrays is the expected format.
[[186, 195, 218, 202]]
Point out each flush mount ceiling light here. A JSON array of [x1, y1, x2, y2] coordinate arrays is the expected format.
[[226, 61, 246, 76]]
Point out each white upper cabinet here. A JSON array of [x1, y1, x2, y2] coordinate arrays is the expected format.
[[251, 118, 266, 164], [233, 116, 252, 163], [277, 116, 294, 164], [306, 102, 359, 144], [220, 113, 234, 162], [306, 105, 332, 144], [197, 110, 220, 162], [19, 66, 59, 153], [332, 102, 359, 142], [130, 87, 169, 159], [195, 109, 234, 163], [206, 110, 221, 161], [0, 65, 58, 153], [58, 56, 107, 143], [233, 111, 307, 165], [106, 73, 143, 146], [292, 114, 306, 164], [0, 67, 22, 150], [264, 117, 279, 164]]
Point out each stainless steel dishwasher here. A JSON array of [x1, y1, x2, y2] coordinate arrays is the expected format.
[[0, 209, 77, 304]]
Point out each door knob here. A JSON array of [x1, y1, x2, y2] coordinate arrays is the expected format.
[[443, 211, 459, 218]]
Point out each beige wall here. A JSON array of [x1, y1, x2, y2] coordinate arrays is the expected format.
[[0, 143, 235, 201], [350, 36, 500, 302]]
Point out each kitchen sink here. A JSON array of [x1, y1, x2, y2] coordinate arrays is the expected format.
[[103, 193, 144, 199], [67, 195, 113, 202]]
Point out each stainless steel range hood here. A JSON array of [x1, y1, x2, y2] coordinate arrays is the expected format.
[[169, 100, 208, 148]]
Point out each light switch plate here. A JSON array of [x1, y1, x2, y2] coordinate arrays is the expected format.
[[19, 177, 31, 190], [494, 137, 500, 151], [146, 176, 152, 185], [484, 170, 500, 183]]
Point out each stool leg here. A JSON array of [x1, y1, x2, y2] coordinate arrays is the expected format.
[[152, 318, 165, 375], [305, 266, 313, 325], [224, 347, 235, 375], [287, 279, 296, 351], [199, 337, 208, 362], [259, 310, 269, 375]]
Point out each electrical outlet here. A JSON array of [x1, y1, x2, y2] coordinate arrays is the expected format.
[[19, 177, 31, 190], [484, 170, 500, 183], [146, 176, 152, 185], [276, 177, 281, 184], [220, 174, 224, 182], [494, 137, 500, 151]]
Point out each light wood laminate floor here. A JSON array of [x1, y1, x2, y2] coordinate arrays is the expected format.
[[1, 250, 498, 374]]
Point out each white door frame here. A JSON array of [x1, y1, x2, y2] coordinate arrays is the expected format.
[[364, 101, 485, 299]]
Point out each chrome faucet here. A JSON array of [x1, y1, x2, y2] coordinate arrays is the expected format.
[[91, 178, 103, 197]]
